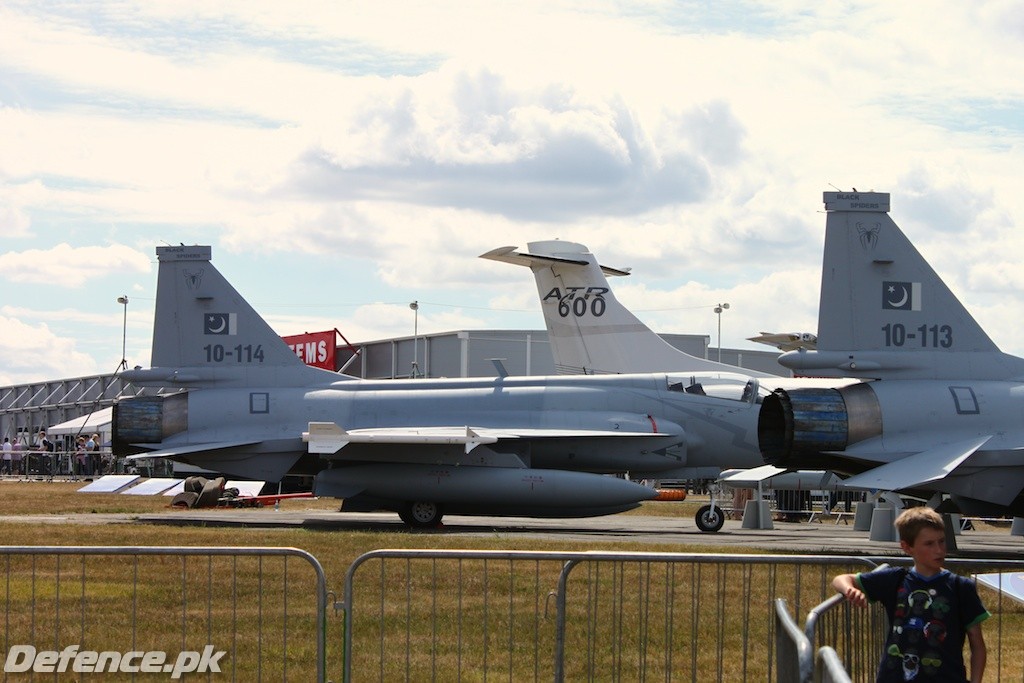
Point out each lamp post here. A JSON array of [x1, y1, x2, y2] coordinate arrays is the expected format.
[[714, 302, 729, 363], [117, 295, 129, 370], [409, 301, 419, 378]]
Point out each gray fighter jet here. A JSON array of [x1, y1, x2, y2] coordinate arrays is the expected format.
[[113, 245, 765, 527], [760, 192, 1024, 516]]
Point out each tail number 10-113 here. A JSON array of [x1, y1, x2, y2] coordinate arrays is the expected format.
[[882, 324, 952, 348]]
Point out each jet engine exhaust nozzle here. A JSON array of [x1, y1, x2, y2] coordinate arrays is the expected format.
[[758, 383, 881, 468]]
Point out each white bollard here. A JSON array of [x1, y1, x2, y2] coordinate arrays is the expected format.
[[853, 501, 876, 531], [1011, 517, 1024, 537], [869, 506, 897, 542], [741, 499, 774, 530]]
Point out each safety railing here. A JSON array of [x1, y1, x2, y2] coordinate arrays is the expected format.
[[0, 546, 330, 682], [781, 557, 1024, 683], [5, 546, 1022, 682], [340, 549, 882, 682], [815, 647, 852, 683]]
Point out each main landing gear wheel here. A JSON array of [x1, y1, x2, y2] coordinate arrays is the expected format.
[[399, 501, 443, 528], [695, 504, 725, 533]]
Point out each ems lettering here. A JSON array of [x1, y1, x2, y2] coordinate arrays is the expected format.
[[291, 340, 328, 363]]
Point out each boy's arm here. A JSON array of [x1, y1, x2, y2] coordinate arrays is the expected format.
[[831, 573, 867, 607], [966, 623, 985, 683]]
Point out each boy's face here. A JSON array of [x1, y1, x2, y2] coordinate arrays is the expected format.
[[900, 526, 946, 574]]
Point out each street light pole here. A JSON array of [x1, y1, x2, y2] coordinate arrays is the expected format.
[[117, 295, 129, 370], [714, 302, 729, 363], [409, 301, 419, 378]]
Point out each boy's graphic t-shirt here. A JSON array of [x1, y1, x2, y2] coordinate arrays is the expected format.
[[858, 567, 989, 682]]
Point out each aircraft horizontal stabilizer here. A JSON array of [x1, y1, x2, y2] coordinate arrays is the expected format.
[[479, 245, 631, 276], [840, 435, 991, 492]]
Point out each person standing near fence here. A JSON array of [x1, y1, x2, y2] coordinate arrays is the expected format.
[[11, 438, 23, 476], [36, 430, 54, 476], [832, 507, 988, 682], [1, 437, 11, 475], [90, 433, 104, 475]]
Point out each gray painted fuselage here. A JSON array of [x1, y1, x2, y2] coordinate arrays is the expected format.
[[169, 373, 760, 478]]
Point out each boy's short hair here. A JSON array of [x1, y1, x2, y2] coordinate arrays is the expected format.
[[894, 506, 944, 545]]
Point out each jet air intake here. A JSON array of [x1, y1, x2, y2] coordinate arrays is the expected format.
[[758, 383, 881, 468], [112, 393, 188, 456]]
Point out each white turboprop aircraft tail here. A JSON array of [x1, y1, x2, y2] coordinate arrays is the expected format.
[[778, 192, 1024, 380], [480, 241, 773, 377]]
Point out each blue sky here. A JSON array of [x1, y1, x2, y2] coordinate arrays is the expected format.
[[3, 1, 1024, 384]]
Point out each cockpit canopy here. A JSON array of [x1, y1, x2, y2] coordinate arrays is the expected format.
[[666, 372, 766, 404]]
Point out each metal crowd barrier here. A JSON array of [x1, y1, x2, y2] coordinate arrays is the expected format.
[[775, 594, 877, 683], [779, 557, 1024, 683], [0, 546, 330, 682], [340, 550, 882, 683], [815, 647, 852, 683], [774, 596, 812, 682], [5, 547, 1022, 682]]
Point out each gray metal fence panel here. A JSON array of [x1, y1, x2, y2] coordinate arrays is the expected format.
[[0, 546, 329, 682], [814, 647, 852, 683], [775, 597, 812, 683], [340, 549, 881, 682], [808, 556, 1024, 683]]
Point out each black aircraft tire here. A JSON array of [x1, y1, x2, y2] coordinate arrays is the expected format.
[[695, 504, 725, 533], [400, 502, 443, 529]]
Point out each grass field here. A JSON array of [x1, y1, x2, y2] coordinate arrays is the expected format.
[[1, 480, 1020, 682]]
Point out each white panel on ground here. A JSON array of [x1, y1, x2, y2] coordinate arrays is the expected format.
[[227, 481, 266, 497], [162, 480, 187, 496], [122, 478, 183, 495], [77, 475, 141, 493], [974, 573, 1024, 606]]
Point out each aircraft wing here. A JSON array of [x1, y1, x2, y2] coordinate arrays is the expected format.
[[303, 422, 678, 455], [839, 435, 991, 492], [125, 440, 263, 460]]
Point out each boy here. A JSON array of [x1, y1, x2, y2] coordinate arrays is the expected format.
[[832, 507, 989, 682]]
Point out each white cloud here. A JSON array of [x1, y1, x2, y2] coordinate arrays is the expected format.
[[0, 243, 150, 287], [0, 315, 100, 385], [3, 0, 1024, 385]]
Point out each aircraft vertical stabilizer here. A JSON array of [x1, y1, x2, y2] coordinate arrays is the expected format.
[[125, 245, 339, 388], [779, 192, 1024, 380], [481, 241, 771, 377]]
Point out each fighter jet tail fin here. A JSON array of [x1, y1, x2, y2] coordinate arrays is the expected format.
[[481, 241, 763, 375], [126, 245, 340, 387], [779, 192, 1024, 380]]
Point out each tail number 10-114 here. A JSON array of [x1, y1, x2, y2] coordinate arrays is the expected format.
[[203, 344, 266, 363]]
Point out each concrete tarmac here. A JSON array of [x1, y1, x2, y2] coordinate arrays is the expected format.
[[128, 508, 1024, 559]]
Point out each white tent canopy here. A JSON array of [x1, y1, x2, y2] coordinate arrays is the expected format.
[[48, 407, 112, 436]]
